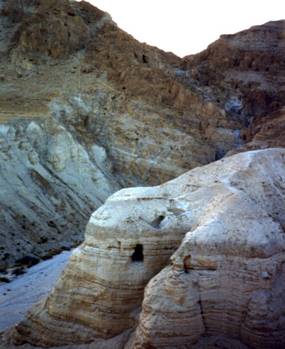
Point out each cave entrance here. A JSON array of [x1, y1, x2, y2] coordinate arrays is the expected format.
[[142, 54, 149, 64], [131, 244, 144, 262]]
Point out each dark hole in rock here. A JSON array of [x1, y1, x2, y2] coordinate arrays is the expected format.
[[142, 54, 149, 64], [183, 255, 191, 273], [40, 237, 48, 244], [150, 215, 165, 229], [2, 253, 9, 261], [48, 220, 56, 228], [131, 244, 144, 262]]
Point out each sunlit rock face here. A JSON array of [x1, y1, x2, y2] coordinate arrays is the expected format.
[[0, 2, 285, 347], [6, 148, 285, 348], [129, 151, 285, 349], [0, 0, 284, 271]]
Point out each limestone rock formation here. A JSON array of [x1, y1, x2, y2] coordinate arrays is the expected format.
[[5, 148, 285, 348], [0, 0, 285, 321], [0, 0, 241, 270]]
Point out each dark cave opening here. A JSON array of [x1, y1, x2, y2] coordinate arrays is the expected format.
[[142, 54, 149, 64], [131, 244, 144, 262]]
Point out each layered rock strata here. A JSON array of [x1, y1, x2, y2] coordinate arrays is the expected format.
[[0, 0, 284, 270], [0, 0, 240, 269], [6, 148, 285, 348], [183, 20, 285, 123]]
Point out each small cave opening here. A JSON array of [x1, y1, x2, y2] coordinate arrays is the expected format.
[[150, 215, 165, 229], [131, 244, 144, 262], [142, 54, 149, 64]]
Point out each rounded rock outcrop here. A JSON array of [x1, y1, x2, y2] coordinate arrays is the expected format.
[[5, 148, 285, 349]]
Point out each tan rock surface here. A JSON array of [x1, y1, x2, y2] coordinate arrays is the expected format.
[[0, 1, 284, 270], [183, 21, 285, 119], [4, 148, 285, 348], [0, 3, 285, 347], [0, 0, 240, 270]]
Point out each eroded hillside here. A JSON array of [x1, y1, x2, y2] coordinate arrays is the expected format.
[[0, 0, 284, 273]]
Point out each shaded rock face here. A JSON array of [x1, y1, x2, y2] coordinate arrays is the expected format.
[[228, 107, 285, 154], [0, 117, 119, 270], [6, 148, 285, 348], [183, 20, 285, 133], [0, 1, 284, 274]]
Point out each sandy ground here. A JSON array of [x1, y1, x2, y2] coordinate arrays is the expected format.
[[0, 251, 71, 332]]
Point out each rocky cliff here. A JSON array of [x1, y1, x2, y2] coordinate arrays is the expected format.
[[183, 20, 285, 146], [0, 1, 285, 347], [4, 148, 285, 349], [0, 0, 284, 271], [0, 0, 234, 271]]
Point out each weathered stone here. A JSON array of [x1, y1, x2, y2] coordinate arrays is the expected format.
[[5, 148, 285, 348], [0, 3, 285, 347], [0, 0, 245, 269]]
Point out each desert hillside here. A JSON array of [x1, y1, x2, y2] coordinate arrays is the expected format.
[[0, 1, 284, 348], [0, 0, 284, 272]]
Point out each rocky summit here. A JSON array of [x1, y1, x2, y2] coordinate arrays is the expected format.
[[0, 0, 284, 348]]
